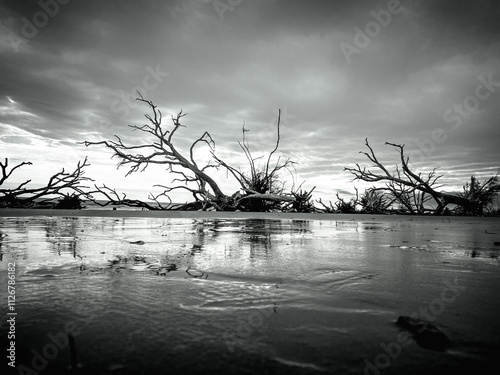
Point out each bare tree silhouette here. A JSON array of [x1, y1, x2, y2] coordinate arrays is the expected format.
[[0, 158, 91, 208], [344, 139, 499, 215], [81, 94, 297, 211]]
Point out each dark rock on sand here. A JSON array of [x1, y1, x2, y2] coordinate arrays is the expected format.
[[396, 316, 451, 351], [157, 263, 177, 275], [129, 240, 145, 245], [186, 268, 208, 278]]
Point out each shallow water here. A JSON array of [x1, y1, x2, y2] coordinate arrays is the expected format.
[[1, 215, 499, 374]]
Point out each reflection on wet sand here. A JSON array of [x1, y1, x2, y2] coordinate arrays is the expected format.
[[0, 215, 499, 374]]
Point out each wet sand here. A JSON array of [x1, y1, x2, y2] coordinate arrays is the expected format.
[[1, 207, 499, 224], [1, 210, 499, 374]]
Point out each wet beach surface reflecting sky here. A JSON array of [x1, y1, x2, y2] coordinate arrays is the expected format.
[[1, 215, 499, 374]]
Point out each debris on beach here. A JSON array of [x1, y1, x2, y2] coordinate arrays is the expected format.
[[186, 268, 208, 279], [129, 240, 145, 245], [107, 255, 147, 269], [190, 244, 203, 255], [157, 263, 178, 275], [396, 316, 451, 351]]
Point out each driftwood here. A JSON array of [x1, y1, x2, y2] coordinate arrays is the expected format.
[[0, 158, 91, 208], [344, 139, 496, 215], [81, 94, 297, 211]]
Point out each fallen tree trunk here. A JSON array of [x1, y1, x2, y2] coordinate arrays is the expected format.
[[81, 94, 298, 211], [344, 139, 495, 215], [0, 158, 91, 208]]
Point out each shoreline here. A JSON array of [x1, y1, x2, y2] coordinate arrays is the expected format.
[[2, 209, 500, 374], [0, 208, 498, 223]]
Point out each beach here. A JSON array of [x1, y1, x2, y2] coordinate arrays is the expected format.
[[1, 210, 499, 374], [3, 207, 500, 222]]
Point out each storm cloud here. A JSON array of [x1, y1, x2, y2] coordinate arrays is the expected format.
[[1, 0, 499, 200]]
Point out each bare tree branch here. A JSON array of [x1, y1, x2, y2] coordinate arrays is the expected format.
[[0, 158, 93, 208], [344, 139, 487, 214], [0, 159, 32, 187], [81, 94, 299, 211]]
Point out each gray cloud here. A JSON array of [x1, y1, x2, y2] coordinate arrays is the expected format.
[[0, 0, 498, 199]]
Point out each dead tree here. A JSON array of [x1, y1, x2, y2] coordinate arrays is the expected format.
[[316, 198, 336, 213], [0, 157, 92, 208], [212, 114, 297, 211], [316, 188, 359, 213], [359, 188, 395, 214], [283, 185, 316, 213], [456, 175, 500, 215], [81, 94, 297, 211], [344, 139, 477, 215], [334, 188, 359, 213], [383, 177, 432, 214], [82, 95, 223, 209]]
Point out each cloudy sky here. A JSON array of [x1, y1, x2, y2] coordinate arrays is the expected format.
[[1, 0, 499, 203]]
